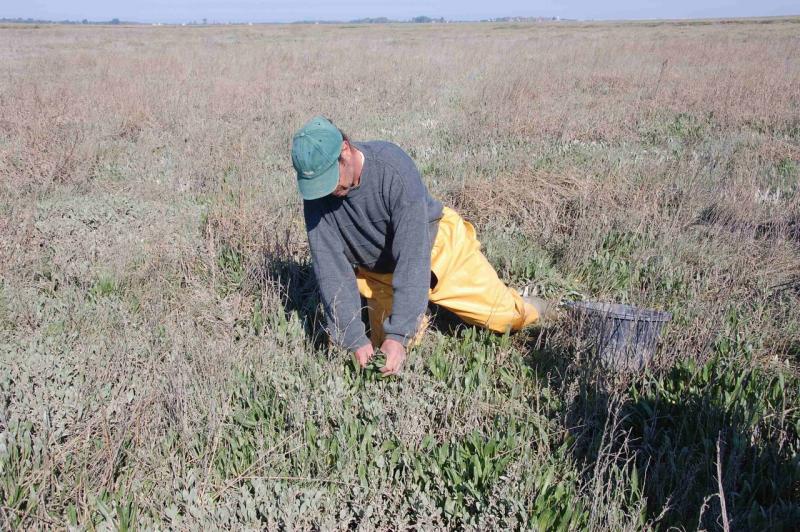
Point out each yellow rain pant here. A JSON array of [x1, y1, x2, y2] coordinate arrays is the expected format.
[[356, 207, 539, 347]]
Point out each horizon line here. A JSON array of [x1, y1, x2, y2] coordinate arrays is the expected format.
[[2, 13, 799, 26]]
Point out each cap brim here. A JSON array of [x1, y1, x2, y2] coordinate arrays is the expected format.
[[297, 159, 339, 200]]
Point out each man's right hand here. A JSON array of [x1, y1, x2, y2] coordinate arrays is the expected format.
[[354, 342, 375, 368]]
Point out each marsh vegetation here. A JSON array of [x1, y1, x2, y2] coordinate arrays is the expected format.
[[1, 19, 798, 529]]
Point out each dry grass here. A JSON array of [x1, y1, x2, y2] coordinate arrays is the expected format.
[[0, 19, 798, 529]]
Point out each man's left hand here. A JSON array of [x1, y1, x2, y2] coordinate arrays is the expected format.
[[379, 338, 406, 375]]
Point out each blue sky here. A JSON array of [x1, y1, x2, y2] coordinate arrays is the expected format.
[[3, 0, 797, 23]]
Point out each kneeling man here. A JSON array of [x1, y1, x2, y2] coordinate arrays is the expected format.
[[292, 116, 548, 375]]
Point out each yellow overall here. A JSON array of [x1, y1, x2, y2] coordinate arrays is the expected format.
[[355, 207, 539, 347]]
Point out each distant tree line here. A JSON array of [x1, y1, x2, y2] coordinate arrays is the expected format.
[[0, 17, 130, 25], [2, 15, 570, 26], [292, 16, 453, 24]]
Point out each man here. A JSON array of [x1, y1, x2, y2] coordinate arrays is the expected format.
[[292, 116, 550, 375]]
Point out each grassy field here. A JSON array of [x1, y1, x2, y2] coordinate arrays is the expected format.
[[1, 19, 799, 530]]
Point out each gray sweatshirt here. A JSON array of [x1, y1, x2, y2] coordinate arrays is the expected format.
[[303, 141, 444, 349]]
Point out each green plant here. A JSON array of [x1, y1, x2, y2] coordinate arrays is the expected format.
[[625, 338, 800, 529], [90, 274, 118, 298], [216, 244, 245, 295]]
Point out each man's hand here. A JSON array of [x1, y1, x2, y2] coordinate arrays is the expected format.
[[354, 342, 375, 368], [379, 338, 406, 376]]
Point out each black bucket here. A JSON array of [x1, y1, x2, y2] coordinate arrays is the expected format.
[[565, 301, 672, 371]]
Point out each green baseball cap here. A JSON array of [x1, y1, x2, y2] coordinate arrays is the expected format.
[[291, 116, 343, 200]]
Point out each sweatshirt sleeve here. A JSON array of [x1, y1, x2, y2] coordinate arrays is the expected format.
[[304, 202, 370, 351], [382, 165, 432, 346]]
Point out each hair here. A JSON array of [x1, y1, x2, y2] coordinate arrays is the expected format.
[[322, 116, 351, 162], [322, 115, 350, 142], [338, 129, 352, 161]]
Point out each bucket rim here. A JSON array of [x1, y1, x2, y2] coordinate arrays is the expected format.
[[564, 300, 672, 322]]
